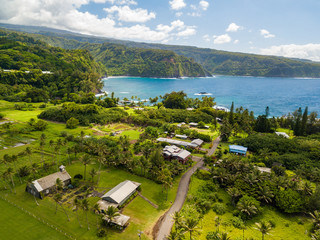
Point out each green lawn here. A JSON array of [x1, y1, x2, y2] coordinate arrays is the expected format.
[[119, 130, 142, 140], [0, 197, 68, 240]]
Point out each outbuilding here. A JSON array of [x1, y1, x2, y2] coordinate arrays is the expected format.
[[229, 145, 247, 155]]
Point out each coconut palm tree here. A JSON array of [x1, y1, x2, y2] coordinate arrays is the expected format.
[[254, 221, 273, 240], [215, 216, 222, 232], [257, 185, 274, 204], [39, 133, 46, 164], [91, 203, 100, 229], [81, 154, 91, 180], [53, 193, 70, 221], [89, 168, 97, 182], [6, 167, 16, 194], [167, 228, 185, 240], [105, 206, 120, 226], [312, 230, 320, 240], [183, 218, 201, 240], [73, 198, 82, 228], [310, 211, 320, 230], [237, 197, 259, 217], [55, 178, 63, 192], [172, 211, 184, 230], [227, 187, 241, 206], [30, 163, 38, 179], [24, 147, 32, 165], [81, 199, 90, 230]]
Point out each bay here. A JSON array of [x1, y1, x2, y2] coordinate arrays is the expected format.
[[102, 75, 320, 117]]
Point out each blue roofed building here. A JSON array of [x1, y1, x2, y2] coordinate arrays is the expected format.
[[229, 145, 248, 155]]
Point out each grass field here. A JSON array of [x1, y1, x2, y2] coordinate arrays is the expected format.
[[0, 197, 68, 240]]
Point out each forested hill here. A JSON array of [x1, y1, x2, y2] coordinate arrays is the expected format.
[[2, 24, 320, 78], [0, 27, 207, 78], [0, 30, 106, 102]]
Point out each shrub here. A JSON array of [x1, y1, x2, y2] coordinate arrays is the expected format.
[[66, 117, 79, 129], [231, 216, 244, 229], [275, 189, 305, 213], [269, 220, 276, 228], [212, 203, 226, 215], [0, 113, 4, 119], [96, 229, 106, 238], [74, 174, 83, 179]]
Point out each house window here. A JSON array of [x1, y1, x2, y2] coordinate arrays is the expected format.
[[46, 189, 49, 194]]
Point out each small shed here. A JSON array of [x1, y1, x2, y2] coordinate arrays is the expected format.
[[275, 132, 290, 138], [229, 145, 247, 155], [189, 122, 198, 127], [103, 214, 130, 229], [175, 134, 188, 140], [101, 180, 141, 207], [191, 139, 204, 147]]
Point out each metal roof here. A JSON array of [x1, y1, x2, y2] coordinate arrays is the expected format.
[[229, 145, 248, 152], [102, 180, 140, 205], [191, 139, 204, 146]]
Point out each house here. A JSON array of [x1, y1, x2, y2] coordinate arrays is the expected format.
[[162, 145, 191, 163], [229, 145, 247, 155], [157, 137, 202, 149], [191, 139, 204, 147], [213, 105, 230, 112], [275, 132, 290, 138], [189, 122, 198, 127], [175, 134, 188, 140], [26, 165, 71, 199], [101, 180, 141, 208]]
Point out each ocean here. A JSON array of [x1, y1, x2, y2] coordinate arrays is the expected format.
[[101, 76, 320, 117]]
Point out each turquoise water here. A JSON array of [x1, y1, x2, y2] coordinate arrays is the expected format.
[[102, 76, 320, 116]]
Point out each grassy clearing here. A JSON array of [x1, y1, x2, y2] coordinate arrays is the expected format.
[[0, 197, 68, 240], [119, 130, 142, 140]]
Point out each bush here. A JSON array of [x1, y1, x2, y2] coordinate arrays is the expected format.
[[0, 113, 4, 119], [269, 220, 276, 228], [66, 117, 79, 129], [212, 203, 226, 215], [74, 174, 83, 179], [96, 229, 106, 238]]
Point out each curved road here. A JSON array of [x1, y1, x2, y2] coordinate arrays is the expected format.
[[154, 137, 221, 240]]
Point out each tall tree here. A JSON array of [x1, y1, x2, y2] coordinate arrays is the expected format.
[[92, 203, 101, 229], [254, 221, 273, 240], [105, 206, 120, 225], [81, 199, 90, 230], [229, 101, 234, 126], [301, 106, 308, 136], [183, 218, 201, 240], [293, 107, 302, 136], [53, 193, 70, 221], [81, 154, 91, 180], [73, 198, 82, 228]]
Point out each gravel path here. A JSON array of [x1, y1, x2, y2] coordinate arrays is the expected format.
[[154, 136, 221, 240]]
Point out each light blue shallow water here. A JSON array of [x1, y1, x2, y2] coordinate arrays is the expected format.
[[102, 76, 320, 117]]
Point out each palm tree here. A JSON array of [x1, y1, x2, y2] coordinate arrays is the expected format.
[[39, 133, 46, 164], [310, 211, 320, 230], [10, 155, 22, 184], [227, 187, 241, 206], [92, 203, 100, 229], [167, 228, 185, 240], [302, 181, 313, 196], [81, 154, 91, 180], [183, 218, 201, 240], [30, 163, 38, 179], [105, 206, 120, 226], [81, 199, 90, 230], [53, 193, 70, 221], [312, 230, 320, 240], [73, 198, 82, 228], [24, 147, 32, 165], [66, 147, 72, 165], [89, 168, 97, 182], [254, 221, 273, 240], [172, 211, 184, 230], [55, 178, 63, 192], [6, 167, 16, 194], [237, 197, 259, 217], [257, 185, 274, 204], [215, 216, 222, 232]]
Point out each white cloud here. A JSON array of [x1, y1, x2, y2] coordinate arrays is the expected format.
[[226, 23, 242, 32], [260, 29, 275, 38], [105, 0, 137, 5], [260, 44, 320, 62], [213, 34, 231, 44], [104, 5, 155, 23], [0, 0, 194, 42], [234, 39, 239, 44], [169, 0, 186, 10], [177, 26, 196, 37], [203, 34, 210, 42], [199, 0, 209, 11], [175, 12, 183, 17]]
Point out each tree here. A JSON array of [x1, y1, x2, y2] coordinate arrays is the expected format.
[[219, 119, 232, 142], [275, 189, 304, 213], [92, 203, 101, 229], [6, 167, 16, 194], [312, 230, 320, 240], [229, 102, 234, 126], [257, 185, 274, 204], [301, 106, 308, 136], [73, 198, 82, 228], [105, 206, 120, 225], [163, 91, 187, 109], [167, 229, 185, 240], [254, 221, 273, 240], [293, 107, 302, 136], [24, 147, 32, 165], [89, 168, 97, 182], [53, 193, 70, 221], [183, 218, 201, 240], [66, 117, 79, 129], [310, 211, 320, 231], [254, 115, 271, 133], [172, 211, 184, 230], [81, 154, 91, 180], [81, 199, 90, 230], [227, 187, 241, 207], [236, 195, 260, 219]]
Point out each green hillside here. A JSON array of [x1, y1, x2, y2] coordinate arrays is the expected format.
[[2, 23, 320, 78]]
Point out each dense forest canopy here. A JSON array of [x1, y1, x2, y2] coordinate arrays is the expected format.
[[0, 30, 106, 101]]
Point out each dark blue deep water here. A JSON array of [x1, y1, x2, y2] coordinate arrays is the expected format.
[[102, 76, 320, 116]]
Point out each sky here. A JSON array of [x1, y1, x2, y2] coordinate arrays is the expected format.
[[0, 0, 320, 61]]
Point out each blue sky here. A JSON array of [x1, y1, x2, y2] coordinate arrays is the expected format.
[[1, 0, 320, 61]]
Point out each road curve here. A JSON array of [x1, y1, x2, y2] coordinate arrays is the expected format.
[[154, 137, 221, 240]]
